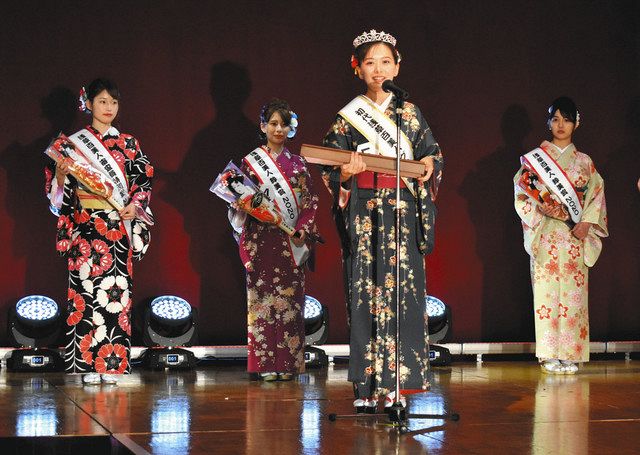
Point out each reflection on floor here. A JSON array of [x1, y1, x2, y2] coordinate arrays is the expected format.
[[0, 360, 639, 454]]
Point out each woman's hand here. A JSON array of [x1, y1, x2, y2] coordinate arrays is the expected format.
[[571, 221, 592, 240], [340, 152, 366, 181], [291, 230, 306, 247], [417, 156, 435, 182], [540, 202, 567, 220], [119, 203, 137, 220], [55, 158, 73, 185]]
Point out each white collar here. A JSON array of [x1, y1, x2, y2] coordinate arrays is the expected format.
[[377, 93, 394, 111], [104, 126, 120, 137], [551, 142, 573, 154]]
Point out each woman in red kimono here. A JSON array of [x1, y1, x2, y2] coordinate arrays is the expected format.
[[46, 78, 153, 385], [231, 99, 319, 381]]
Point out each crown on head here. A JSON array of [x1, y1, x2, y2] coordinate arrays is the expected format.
[[353, 29, 397, 48]]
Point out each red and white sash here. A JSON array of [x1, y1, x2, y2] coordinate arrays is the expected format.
[[68, 128, 133, 240], [244, 147, 309, 266], [68, 128, 129, 208], [522, 147, 583, 223]]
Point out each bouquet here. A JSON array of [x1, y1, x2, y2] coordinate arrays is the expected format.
[[45, 134, 123, 211], [45, 133, 154, 226], [210, 162, 296, 236], [517, 161, 569, 222]]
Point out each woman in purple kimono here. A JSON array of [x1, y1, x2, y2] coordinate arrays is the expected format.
[[231, 99, 319, 381]]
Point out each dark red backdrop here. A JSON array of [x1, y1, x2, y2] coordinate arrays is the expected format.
[[1, 1, 639, 345]]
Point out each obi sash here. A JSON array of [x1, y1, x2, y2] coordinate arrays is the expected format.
[[243, 147, 309, 267], [521, 147, 583, 224]]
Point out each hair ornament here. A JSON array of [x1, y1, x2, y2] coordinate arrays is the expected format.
[[350, 55, 359, 75], [78, 87, 90, 113], [576, 110, 581, 126], [353, 29, 397, 48], [287, 111, 299, 139]]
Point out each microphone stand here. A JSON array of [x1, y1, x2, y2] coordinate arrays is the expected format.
[[328, 91, 459, 434]]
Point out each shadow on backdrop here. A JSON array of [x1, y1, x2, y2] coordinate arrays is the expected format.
[[162, 61, 259, 344], [459, 104, 534, 341], [0, 86, 77, 344], [601, 95, 640, 339]]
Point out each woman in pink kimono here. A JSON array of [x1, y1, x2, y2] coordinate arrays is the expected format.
[[514, 97, 608, 374], [231, 99, 319, 381]]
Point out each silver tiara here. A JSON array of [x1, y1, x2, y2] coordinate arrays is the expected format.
[[353, 29, 397, 48]]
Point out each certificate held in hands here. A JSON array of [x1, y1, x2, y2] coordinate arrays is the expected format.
[[300, 144, 425, 178]]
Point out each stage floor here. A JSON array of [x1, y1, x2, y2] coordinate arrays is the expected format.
[[0, 359, 639, 454]]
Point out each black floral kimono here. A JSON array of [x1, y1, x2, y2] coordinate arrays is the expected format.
[[321, 95, 443, 398]]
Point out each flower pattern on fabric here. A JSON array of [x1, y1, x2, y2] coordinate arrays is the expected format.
[[89, 239, 113, 277], [45, 125, 153, 374], [515, 142, 607, 362], [95, 212, 126, 241], [97, 275, 130, 314], [95, 343, 128, 374], [56, 215, 73, 252], [66, 289, 86, 326]]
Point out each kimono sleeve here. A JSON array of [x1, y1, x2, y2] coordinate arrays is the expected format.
[[126, 137, 154, 260], [411, 105, 444, 200], [126, 137, 154, 213], [294, 156, 320, 238], [321, 115, 354, 209], [513, 165, 546, 258], [580, 157, 608, 266]]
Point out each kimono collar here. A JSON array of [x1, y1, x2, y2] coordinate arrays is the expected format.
[[365, 92, 394, 111], [541, 140, 575, 156], [88, 125, 120, 139], [377, 93, 394, 111]]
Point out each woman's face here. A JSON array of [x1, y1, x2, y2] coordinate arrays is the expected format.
[[549, 109, 576, 142], [87, 89, 119, 127], [229, 179, 245, 194], [357, 43, 399, 92], [261, 111, 290, 148]]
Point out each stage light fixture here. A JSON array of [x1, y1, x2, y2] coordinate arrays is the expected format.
[[426, 295, 452, 366], [139, 295, 197, 370], [304, 295, 329, 368], [7, 295, 64, 372]]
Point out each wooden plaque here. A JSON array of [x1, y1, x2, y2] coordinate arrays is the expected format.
[[300, 144, 425, 178]]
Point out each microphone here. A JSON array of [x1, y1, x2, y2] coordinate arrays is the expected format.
[[382, 80, 409, 99]]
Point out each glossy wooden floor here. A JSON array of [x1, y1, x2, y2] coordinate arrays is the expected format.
[[0, 359, 639, 454]]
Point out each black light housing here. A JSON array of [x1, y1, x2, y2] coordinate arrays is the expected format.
[[139, 295, 197, 370], [304, 295, 329, 368], [7, 295, 64, 371], [426, 295, 452, 366]]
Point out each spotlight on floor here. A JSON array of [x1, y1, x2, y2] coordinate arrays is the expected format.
[[426, 295, 452, 366], [7, 295, 63, 371], [139, 295, 197, 370], [304, 295, 329, 368]]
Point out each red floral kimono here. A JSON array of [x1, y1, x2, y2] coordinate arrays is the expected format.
[[45, 126, 153, 374]]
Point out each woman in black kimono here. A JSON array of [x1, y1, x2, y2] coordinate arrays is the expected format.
[[321, 30, 443, 412], [46, 78, 153, 385]]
